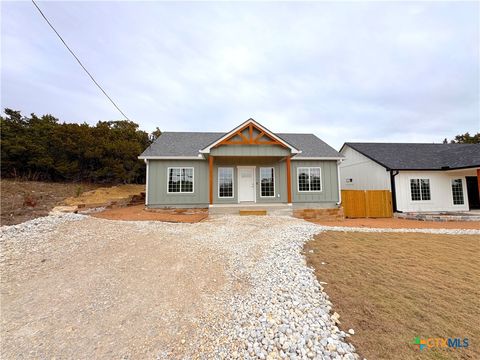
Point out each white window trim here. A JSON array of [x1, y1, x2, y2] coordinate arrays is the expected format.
[[259, 167, 276, 198], [297, 167, 322, 193], [166, 167, 195, 194], [218, 167, 234, 199], [409, 178, 432, 202], [450, 177, 465, 206]]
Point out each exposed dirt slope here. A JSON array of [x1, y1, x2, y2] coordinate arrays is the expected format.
[[63, 184, 145, 207], [92, 204, 207, 223], [0, 180, 99, 226]]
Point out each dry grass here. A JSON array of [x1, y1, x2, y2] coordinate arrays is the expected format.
[[304, 231, 480, 360], [0, 180, 100, 226], [63, 184, 144, 207], [310, 218, 480, 230]]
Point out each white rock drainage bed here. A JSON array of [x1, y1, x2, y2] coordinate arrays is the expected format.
[[232, 233, 358, 359], [194, 216, 359, 360]]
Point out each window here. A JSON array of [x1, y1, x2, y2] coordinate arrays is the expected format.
[[168, 167, 193, 193], [410, 179, 430, 201], [298, 167, 322, 192], [218, 168, 233, 198], [260, 167, 275, 197], [451, 179, 464, 205]]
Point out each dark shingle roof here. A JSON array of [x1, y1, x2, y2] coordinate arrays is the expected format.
[[140, 132, 222, 157], [343, 142, 480, 170], [278, 133, 342, 158], [140, 132, 342, 158]]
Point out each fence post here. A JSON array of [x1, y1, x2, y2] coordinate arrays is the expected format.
[[364, 190, 369, 218]]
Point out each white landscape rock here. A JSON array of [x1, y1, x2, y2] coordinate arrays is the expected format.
[[49, 205, 79, 214], [0, 213, 87, 264], [192, 215, 360, 359]]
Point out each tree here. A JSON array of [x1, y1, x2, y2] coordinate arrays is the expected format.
[[150, 127, 162, 142], [444, 132, 480, 144], [0, 108, 159, 183]]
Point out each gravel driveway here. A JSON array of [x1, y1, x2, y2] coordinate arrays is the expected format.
[[1, 214, 358, 359]]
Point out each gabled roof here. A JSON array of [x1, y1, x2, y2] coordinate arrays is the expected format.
[[199, 118, 301, 154], [139, 120, 343, 159], [341, 142, 480, 170]]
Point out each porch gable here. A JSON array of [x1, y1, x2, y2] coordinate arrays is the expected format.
[[199, 118, 301, 155]]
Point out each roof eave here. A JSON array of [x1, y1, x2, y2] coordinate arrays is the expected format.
[[291, 156, 344, 160], [391, 165, 480, 171], [138, 155, 205, 160], [342, 143, 390, 169]]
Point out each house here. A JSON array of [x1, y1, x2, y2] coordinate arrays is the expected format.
[[339, 142, 480, 213], [139, 118, 343, 215]]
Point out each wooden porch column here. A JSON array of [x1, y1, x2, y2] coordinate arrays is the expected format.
[[209, 156, 214, 205], [477, 169, 480, 201], [286, 156, 292, 203]]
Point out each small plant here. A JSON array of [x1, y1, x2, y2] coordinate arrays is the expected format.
[[23, 194, 37, 207], [75, 185, 83, 197]]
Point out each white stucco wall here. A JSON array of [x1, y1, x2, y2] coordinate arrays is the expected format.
[[339, 146, 391, 190], [394, 169, 477, 212]]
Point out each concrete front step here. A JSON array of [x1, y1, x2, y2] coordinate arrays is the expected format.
[[239, 210, 267, 216]]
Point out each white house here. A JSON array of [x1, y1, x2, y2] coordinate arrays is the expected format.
[[339, 143, 480, 213]]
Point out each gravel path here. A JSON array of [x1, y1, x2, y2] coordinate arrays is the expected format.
[[7, 214, 477, 359]]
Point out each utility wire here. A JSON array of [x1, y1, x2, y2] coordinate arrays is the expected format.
[[31, 0, 131, 120]]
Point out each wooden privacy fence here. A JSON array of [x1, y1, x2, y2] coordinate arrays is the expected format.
[[341, 190, 393, 218]]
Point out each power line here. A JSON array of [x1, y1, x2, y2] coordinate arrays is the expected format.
[[31, 0, 131, 121]]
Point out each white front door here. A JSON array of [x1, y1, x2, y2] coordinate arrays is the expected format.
[[238, 167, 255, 202]]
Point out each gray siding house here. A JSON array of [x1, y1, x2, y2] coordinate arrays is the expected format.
[[139, 119, 343, 211]]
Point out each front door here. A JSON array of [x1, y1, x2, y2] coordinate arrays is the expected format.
[[466, 176, 480, 209], [238, 167, 255, 202]]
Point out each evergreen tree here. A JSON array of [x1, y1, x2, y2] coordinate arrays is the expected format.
[[0, 108, 157, 183]]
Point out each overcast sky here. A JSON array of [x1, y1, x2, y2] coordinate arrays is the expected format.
[[1, 1, 479, 149]]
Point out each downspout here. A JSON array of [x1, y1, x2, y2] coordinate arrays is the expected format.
[[390, 170, 399, 213], [336, 159, 343, 206], [144, 159, 149, 206]]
